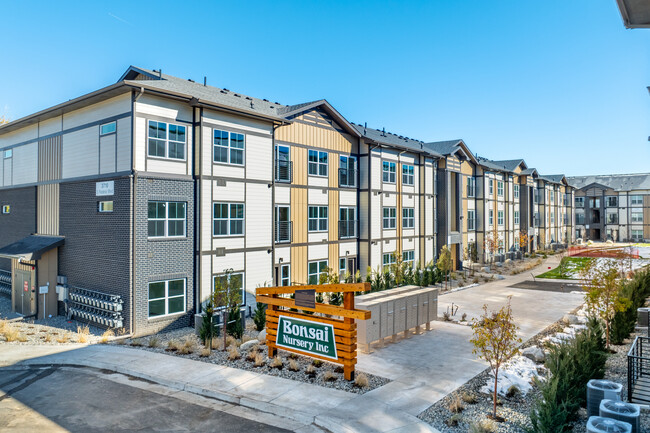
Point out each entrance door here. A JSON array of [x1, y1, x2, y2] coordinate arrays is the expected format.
[[347, 257, 357, 275], [14, 269, 35, 316]]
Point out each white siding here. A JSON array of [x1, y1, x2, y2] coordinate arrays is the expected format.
[[246, 135, 272, 182], [38, 117, 62, 137], [62, 127, 98, 179], [308, 244, 329, 261], [0, 124, 38, 150], [63, 94, 131, 129], [116, 117, 131, 171], [99, 134, 116, 174], [246, 183, 272, 248], [246, 250, 273, 293], [12, 143, 38, 185], [135, 94, 192, 122]]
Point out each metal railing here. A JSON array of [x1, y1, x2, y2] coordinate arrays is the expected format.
[[275, 221, 292, 243], [339, 220, 357, 239], [275, 159, 292, 183], [338, 168, 358, 188], [628, 335, 650, 404]]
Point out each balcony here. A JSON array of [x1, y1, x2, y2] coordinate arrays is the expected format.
[[275, 221, 292, 243], [339, 220, 357, 239], [275, 159, 292, 183], [339, 168, 358, 188], [607, 214, 618, 224]]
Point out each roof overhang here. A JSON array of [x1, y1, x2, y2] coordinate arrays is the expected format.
[[282, 100, 361, 138], [453, 140, 478, 165], [0, 235, 65, 261], [616, 0, 650, 28]]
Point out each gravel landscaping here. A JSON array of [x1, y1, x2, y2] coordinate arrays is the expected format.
[[111, 321, 390, 395]]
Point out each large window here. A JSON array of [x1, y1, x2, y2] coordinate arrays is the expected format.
[[383, 207, 396, 229], [497, 181, 504, 197], [403, 208, 415, 229], [213, 203, 244, 236], [607, 213, 618, 224], [514, 210, 520, 225], [514, 184, 519, 199], [339, 207, 356, 238], [308, 206, 328, 232], [576, 213, 585, 225], [489, 180, 493, 195], [402, 164, 414, 186], [606, 196, 618, 207], [402, 250, 414, 266], [148, 120, 186, 160], [382, 161, 396, 183], [308, 150, 328, 176], [213, 129, 245, 165], [382, 253, 396, 271], [489, 209, 493, 226], [631, 195, 643, 205], [631, 212, 643, 223], [148, 279, 186, 318], [550, 190, 555, 204], [467, 210, 476, 231], [550, 212, 554, 224], [339, 155, 357, 187], [467, 177, 476, 197], [148, 201, 187, 238], [308, 260, 328, 285], [575, 197, 584, 208], [632, 230, 643, 241], [497, 210, 504, 226]]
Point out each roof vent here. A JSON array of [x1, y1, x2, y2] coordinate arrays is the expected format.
[[381, 127, 386, 137], [223, 88, 229, 92], [263, 99, 269, 102], [204, 76, 207, 86], [187, 79, 194, 82], [234, 93, 240, 97], [220, 90, 227, 94], [364, 122, 367, 135], [245, 96, 252, 100], [275, 102, 280, 105]]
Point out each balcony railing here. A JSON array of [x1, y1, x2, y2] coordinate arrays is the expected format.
[[607, 215, 618, 224], [339, 220, 357, 239], [628, 336, 650, 404], [275, 159, 292, 183], [275, 221, 292, 243], [339, 168, 358, 188]]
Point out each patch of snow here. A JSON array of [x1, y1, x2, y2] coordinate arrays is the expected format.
[[480, 355, 541, 396]]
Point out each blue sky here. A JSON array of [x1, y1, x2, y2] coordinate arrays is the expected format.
[[1, 1, 648, 176]]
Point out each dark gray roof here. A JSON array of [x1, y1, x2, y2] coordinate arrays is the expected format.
[[541, 174, 567, 185], [616, 0, 650, 28], [352, 124, 442, 157], [423, 140, 464, 156], [520, 168, 538, 176], [567, 173, 650, 191], [476, 156, 511, 173], [0, 235, 64, 260], [491, 159, 527, 172], [122, 66, 288, 122]]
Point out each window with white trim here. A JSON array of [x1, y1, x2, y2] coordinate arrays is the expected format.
[[280, 264, 290, 286], [100, 121, 116, 135], [308, 260, 328, 285], [550, 190, 555, 204], [3, 149, 12, 159], [308, 206, 328, 232], [402, 250, 414, 266], [148, 201, 187, 238], [213, 129, 245, 165], [402, 164, 414, 185], [606, 196, 618, 207], [382, 253, 396, 271], [514, 184, 519, 199], [148, 279, 186, 318], [497, 210, 504, 226], [148, 120, 186, 160], [497, 181, 504, 197], [489, 180, 493, 195], [98, 201, 113, 213], [467, 210, 475, 230], [631, 230, 643, 241], [489, 209, 493, 226], [514, 210, 520, 225], [631, 195, 643, 205], [382, 161, 396, 183], [383, 207, 396, 229], [550, 212, 554, 224], [402, 208, 415, 229], [575, 197, 584, 207], [631, 212, 643, 223], [213, 203, 244, 236], [308, 150, 328, 176], [467, 177, 476, 197]]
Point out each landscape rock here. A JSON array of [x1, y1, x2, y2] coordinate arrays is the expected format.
[[522, 346, 545, 363], [563, 314, 581, 325], [240, 340, 259, 351], [257, 329, 267, 344], [482, 266, 490, 272]]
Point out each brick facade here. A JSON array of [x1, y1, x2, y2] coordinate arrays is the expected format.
[[0, 187, 37, 271]]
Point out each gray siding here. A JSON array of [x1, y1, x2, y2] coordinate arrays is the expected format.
[[0, 187, 37, 271]]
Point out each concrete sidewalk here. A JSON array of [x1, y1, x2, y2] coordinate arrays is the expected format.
[[0, 344, 438, 433]]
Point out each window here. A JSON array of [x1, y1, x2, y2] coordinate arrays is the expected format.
[[497, 181, 504, 197], [632, 230, 643, 241], [550, 190, 555, 204], [308, 206, 328, 232], [514, 184, 519, 199], [100, 121, 116, 135], [402, 250, 414, 266], [590, 198, 601, 208], [575, 197, 584, 208], [339, 258, 347, 276], [489, 210, 493, 226], [467, 210, 475, 230], [383, 207, 396, 229], [212, 129, 245, 165], [403, 208, 415, 229], [631, 212, 643, 223], [402, 164, 414, 185], [148, 120, 186, 160], [498, 210, 504, 226], [631, 195, 643, 205], [308, 260, 328, 285], [3, 149, 12, 159], [339, 207, 356, 238], [489, 180, 493, 195], [339, 155, 356, 187], [467, 177, 476, 197], [213, 273, 244, 307], [98, 201, 113, 213], [148, 279, 186, 318], [382, 161, 396, 183], [606, 196, 618, 207], [514, 211, 520, 225], [550, 212, 554, 224], [308, 150, 328, 176], [2, 205, 10, 214], [382, 253, 396, 271], [280, 264, 290, 286], [576, 213, 585, 225], [607, 213, 618, 224], [213, 203, 244, 236], [148, 201, 187, 238]]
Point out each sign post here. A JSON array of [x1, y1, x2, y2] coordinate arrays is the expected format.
[[256, 282, 371, 381], [39, 285, 49, 318]]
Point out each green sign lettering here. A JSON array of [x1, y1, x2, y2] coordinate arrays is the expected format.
[[276, 315, 338, 360]]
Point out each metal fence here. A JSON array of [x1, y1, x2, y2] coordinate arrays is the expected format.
[[628, 335, 650, 404]]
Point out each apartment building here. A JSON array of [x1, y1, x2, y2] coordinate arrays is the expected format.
[[568, 173, 650, 242]]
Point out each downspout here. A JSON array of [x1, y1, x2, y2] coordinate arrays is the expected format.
[[130, 87, 144, 335], [368, 143, 379, 272]]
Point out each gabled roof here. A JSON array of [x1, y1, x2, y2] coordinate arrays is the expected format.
[[278, 99, 361, 137], [353, 124, 441, 157], [567, 173, 650, 191], [491, 159, 528, 172], [0, 235, 65, 261], [424, 139, 478, 164], [616, 0, 650, 28], [541, 174, 568, 185], [519, 168, 538, 177]]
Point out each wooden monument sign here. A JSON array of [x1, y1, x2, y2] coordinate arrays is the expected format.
[[256, 283, 371, 380]]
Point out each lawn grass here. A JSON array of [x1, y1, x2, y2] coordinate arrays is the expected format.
[[536, 257, 593, 279]]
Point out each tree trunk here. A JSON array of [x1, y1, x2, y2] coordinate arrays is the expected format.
[[493, 368, 499, 419]]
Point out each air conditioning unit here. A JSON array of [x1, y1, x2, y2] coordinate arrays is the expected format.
[[637, 308, 650, 328], [587, 380, 623, 417], [599, 400, 640, 433], [587, 416, 631, 433]]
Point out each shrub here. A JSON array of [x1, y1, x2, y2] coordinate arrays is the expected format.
[[99, 328, 114, 344], [461, 392, 477, 404], [288, 359, 300, 372], [247, 347, 258, 361], [3, 325, 21, 342], [227, 346, 241, 360], [322, 370, 336, 382], [446, 414, 462, 427], [254, 352, 265, 367], [506, 384, 520, 398], [199, 347, 211, 357], [312, 359, 323, 368], [253, 302, 267, 332], [469, 419, 496, 433], [271, 355, 283, 369], [148, 336, 160, 348], [611, 269, 650, 344], [226, 306, 243, 340], [166, 339, 180, 352], [199, 311, 220, 345], [178, 338, 196, 354], [354, 373, 369, 388], [76, 325, 90, 343], [56, 332, 71, 344], [305, 364, 316, 378], [442, 311, 451, 321], [461, 313, 467, 322], [448, 395, 464, 413]]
